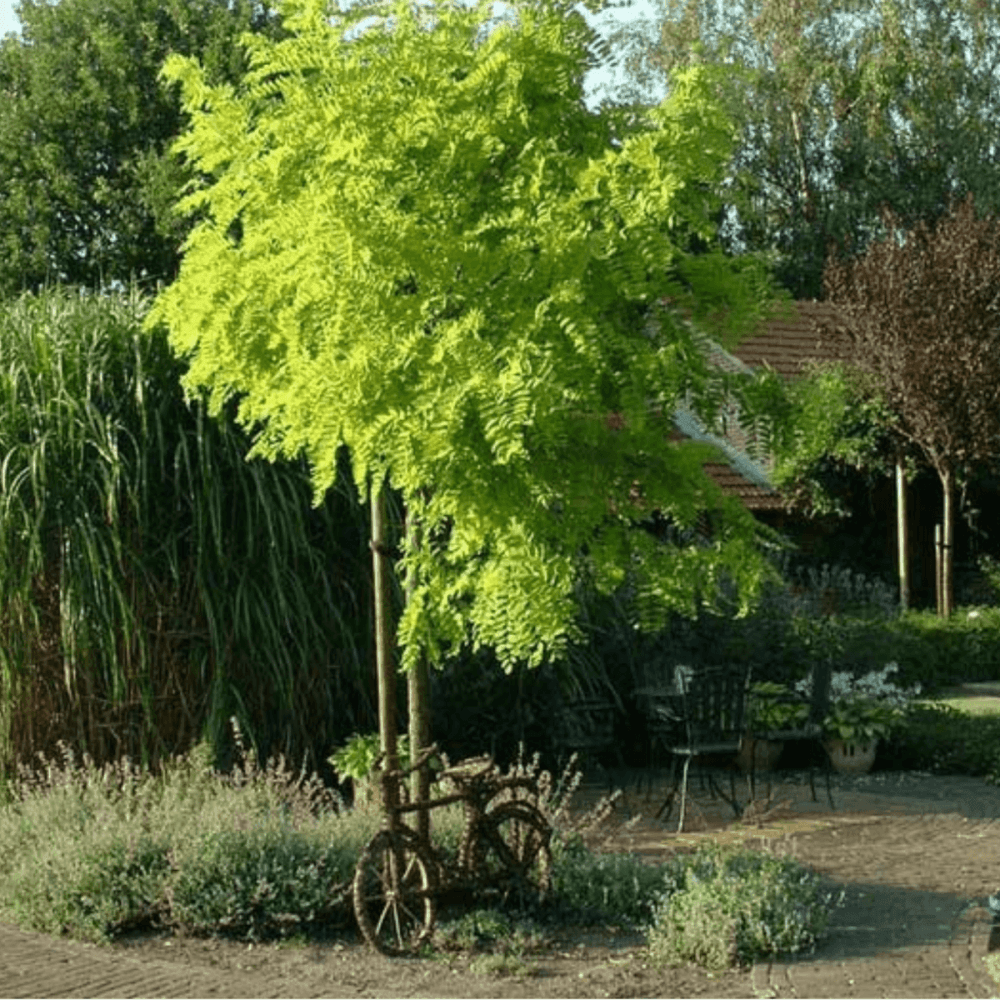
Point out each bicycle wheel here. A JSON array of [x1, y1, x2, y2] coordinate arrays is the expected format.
[[470, 802, 552, 907], [353, 828, 436, 956]]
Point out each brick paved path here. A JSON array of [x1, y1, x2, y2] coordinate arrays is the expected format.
[[0, 922, 303, 999], [747, 814, 1000, 999]]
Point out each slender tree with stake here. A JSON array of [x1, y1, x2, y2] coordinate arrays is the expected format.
[[147, 0, 780, 815]]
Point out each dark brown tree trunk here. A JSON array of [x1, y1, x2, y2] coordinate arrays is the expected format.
[[371, 480, 399, 817]]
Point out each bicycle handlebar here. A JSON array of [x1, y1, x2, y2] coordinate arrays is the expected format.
[[371, 742, 441, 781]]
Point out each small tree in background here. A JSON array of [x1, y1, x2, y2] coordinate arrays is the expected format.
[[819, 196, 1000, 616]]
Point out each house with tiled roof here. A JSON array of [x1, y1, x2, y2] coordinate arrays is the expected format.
[[693, 301, 996, 606], [730, 301, 851, 380], [689, 300, 852, 516]]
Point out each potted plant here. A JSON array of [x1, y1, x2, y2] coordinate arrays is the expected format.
[[819, 663, 918, 774], [738, 682, 810, 772]]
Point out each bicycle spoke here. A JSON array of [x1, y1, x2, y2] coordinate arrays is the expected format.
[[353, 828, 436, 956], [472, 803, 552, 907]]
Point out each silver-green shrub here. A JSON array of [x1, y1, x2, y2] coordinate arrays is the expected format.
[[648, 845, 838, 969], [549, 834, 667, 927]]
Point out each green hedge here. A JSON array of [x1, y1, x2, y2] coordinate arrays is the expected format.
[[881, 704, 1000, 779], [885, 608, 1000, 692], [728, 605, 1000, 696]]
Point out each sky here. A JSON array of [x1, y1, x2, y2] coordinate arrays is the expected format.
[[0, 1, 18, 37], [0, 0, 665, 108]]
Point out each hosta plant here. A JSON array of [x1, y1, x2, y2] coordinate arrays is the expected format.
[[802, 662, 920, 744], [746, 682, 810, 732]]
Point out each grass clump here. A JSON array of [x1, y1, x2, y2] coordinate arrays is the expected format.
[[435, 907, 545, 954], [648, 844, 838, 970], [435, 908, 546, 979]]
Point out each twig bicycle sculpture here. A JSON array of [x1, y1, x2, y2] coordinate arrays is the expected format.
[[352, 744, 553, 955]]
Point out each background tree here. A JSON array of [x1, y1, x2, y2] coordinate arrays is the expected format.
[[817, 196, 1000, 616], [147, 0, 781, 788], [601, 0, 1000, 297], [748, 360, 901, 518], [0, 0, 285, 296]]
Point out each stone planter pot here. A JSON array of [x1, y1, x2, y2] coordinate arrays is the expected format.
[[736, 736, 785, 773], [824, 738, 878, 775]]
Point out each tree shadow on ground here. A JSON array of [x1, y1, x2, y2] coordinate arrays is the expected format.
[[785, 879, 988, 962]]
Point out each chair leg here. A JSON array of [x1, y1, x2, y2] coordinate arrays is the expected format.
[[677, 755, 693, 833], [656, 754, 680, 822], [823, 757, 835, 809], [809, 740, 836, 810], [707, 768, 742, 820]]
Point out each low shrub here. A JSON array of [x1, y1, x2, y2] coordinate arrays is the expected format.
[[886, 607, 1000, 693], [0, 731, 847, 958], [166, 824, 357, 940], [548, 834, 667, 927], [2, 830, 172, 943], [0, 728, 552, 945], [0, 728, 376, 943], [648, 845, 838, 970]]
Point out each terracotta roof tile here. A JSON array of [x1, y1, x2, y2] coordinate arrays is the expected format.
[[732, 300, 852, 379], [702, 462, 786, 511], [698, 301, 853, 512]]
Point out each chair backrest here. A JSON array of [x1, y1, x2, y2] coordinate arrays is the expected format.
[[675, 663, 750, 749]]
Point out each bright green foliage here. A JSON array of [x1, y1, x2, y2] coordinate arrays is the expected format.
[[747, 362, 900, 515], [649, 845, 835, 969], [148, 0, 779, 673], [0, 0, 285, 296]]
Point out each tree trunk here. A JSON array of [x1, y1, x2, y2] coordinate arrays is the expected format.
[[935, 524, 943, 617], [405, 499, 431, 843], [370, 479, 399, 817], [938, 465, 955, 617], [895, 458, 909, 611]]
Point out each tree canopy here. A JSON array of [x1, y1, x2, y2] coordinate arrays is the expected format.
[[603, 0, 1000, 297], [0, 0, 285, 296], [147, 0, 781, 678], [749, 360, 899, 517]]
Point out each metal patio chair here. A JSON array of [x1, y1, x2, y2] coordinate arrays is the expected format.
[[651, 663, 751, 832]]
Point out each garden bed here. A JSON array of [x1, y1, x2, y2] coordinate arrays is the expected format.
[[2, 769, 1000, 998]]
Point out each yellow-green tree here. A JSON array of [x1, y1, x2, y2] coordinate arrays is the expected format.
[[148, 0, 779, 791]]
